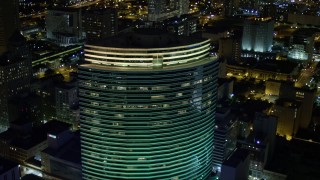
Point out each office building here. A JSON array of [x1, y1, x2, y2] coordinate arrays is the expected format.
[[242, 17, 274, 53], [79, 29, 218, 179], [148, 0, 189, 22], [219, 37, 241, 63], [288, 44, 309, 61], [178, 0, 189, 15], [0, 0, 20, 55], [217, 78, 234, 101], [82, 8, 118, 41], [220, 149, 250, 180], [266, 80, 316, 132], [55, 82, 79, 128], [294, 89, 316, 129], [41, 130, 81, 180], [0, 32, 32, 132], [271, 98, 301, 140], [247, 112, 277, 179], [148, 0, 167, 21], [213, 108, 238, 174], [288, 28, 317, 62], [163, 14, 197, 36], [288, 13, 320, 27], [227, 59, 299, 81], [46, 8, 84, 46], [253, 113, 277, 147], [279, 87, 316, 130]]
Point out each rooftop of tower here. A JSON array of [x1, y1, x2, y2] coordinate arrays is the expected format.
[[86, 28, 206, 49]]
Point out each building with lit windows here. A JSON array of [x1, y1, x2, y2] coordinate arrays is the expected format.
[[79, 29, 218, 179], [242, 17, 274, 53], [212, 107, 238, 175], [288, 44, 309, 61], [148, 0, 189, 22], [148, 0, 167, 21], [55, 82, 79, 129], [288, 28, 317, 62], [178, 0, 189, 15], [82, 8, 118, 41], [271, 98, 301, 140], [163, 14, 197, 36], [46, 8, 84, 46], [0, 32, 32, 132]]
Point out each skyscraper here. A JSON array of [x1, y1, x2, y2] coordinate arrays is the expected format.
[[0, 32, 32, 132], [242, 17, 274, 53], [82, 8, 118, 41], [213, 108, 238, 174], [148, 0, 189, 22], [79, 29, 218, 179], [148, 0, 167, 21], [178, 0, 189, 15], [0, 0, 20, 54], [224, 0, 239, 16]]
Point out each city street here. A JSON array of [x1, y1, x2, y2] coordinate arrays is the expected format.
[[69, 0, 100, 8], [295, 62, 318, 88]]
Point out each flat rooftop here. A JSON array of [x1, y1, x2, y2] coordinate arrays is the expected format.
[[0, 120, 71, 150], [43, 132, 81, 165], [292, 28, 319, 37], [21, 174, 43, 180], [255, 60, 298, 74], [87, 28, 207, 49], [223, 149, 249, 167], [0, 158, 19, 174]]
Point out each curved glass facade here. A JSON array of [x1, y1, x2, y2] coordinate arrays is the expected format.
[[79, 37, 218, 179]]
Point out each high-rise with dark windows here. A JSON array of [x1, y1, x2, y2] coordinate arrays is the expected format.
[[0, 31, 32, 132], [0, 0, 20, 54], [82, 8, 118, 41], [79, 29, 218, 179]]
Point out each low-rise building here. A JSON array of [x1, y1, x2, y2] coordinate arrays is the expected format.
[[227, 60, 299, 81], [271, 99, 301, 140], [0, 120, 70, 164], [41, 131, 81, 180]]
